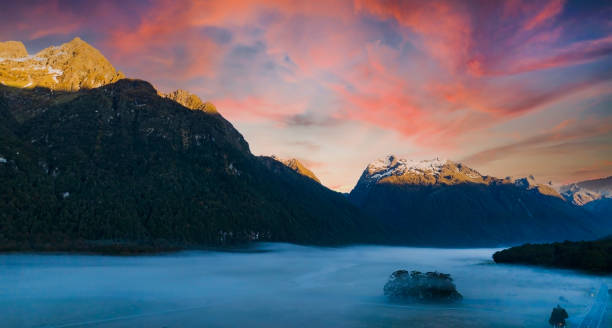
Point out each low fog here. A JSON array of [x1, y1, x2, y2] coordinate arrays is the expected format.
[[1, 244, 609, 327]]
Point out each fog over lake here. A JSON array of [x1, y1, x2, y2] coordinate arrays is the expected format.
[[1, 244, 610, 327]]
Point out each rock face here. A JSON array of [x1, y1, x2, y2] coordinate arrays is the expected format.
[[0, 37, 123, 91], [383, 270, 462, 303], [349, 155, 608, 246], [514, 175, 562, 199], [0, 41, 28, 58], [270, 156, 321, 183], [162, 89, 217, 114]]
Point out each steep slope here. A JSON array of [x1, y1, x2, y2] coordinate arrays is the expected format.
[[583, 198, 612, 219], [349, 155, 607, 246], [0, 80, 382, 250], [0, 38, 383, 251]]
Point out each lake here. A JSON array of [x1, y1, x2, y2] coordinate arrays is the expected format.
[[1, 243, 610, 327]]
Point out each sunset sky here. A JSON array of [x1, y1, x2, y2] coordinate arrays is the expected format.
[[3, 0, 610, 191]]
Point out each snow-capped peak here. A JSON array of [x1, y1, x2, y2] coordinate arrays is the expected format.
[[364, 155, 448, 183]]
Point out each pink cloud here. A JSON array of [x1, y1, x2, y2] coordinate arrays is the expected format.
[[463, 117, 612, 167], [523, 0, 565, 31], [1, 0, 610, 185], [213, 96, 307, 124]]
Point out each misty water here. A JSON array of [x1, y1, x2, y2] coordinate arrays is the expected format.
[[1, 244, 610, 328]]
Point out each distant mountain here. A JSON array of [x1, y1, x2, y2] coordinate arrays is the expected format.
[[270, 156, 321, 183], [560, 176, 612, 205], [348, 155, 608, 246], [560, 184, 602, 206], [571, 176, 612, 195], [559, 177, 612, 220], [0, 39, 383, 252], [584, 198, 612, 219]]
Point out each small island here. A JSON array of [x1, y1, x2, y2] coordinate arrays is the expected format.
[[383, 270, 462, 303], [492, 236, 612, 273]]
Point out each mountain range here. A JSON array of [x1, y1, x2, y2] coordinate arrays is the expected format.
[[0, 38, 610, 251], [559, 176, 612, 220], [348, 156, 609, 246]]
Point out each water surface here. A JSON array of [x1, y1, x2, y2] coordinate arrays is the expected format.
[[1, 244, 610, 327]]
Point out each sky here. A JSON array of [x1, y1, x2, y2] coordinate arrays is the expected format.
[[1, 0, 611, 191]]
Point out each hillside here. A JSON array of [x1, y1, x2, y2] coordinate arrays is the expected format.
[[0, 39, 383, 252], [493, 237, 612, 273], [348, 155, 609, 246]]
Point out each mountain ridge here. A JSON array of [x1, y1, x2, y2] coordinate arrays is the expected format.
[[270, 156, 321, 184], [348, 155, 608, 246], [0, 38, 383, 251]]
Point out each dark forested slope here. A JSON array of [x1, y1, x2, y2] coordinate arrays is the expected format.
[[493, 237, 612, 273], [0, 80, 382, 251]]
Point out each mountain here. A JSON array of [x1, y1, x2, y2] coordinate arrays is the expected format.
[[270, 156, 321, 183], [0, 37, 124, 91], [560, 176, 612, 205], [560, 184, 602, 206], [162, 89, 218, 114], [0, 39, 382, 252], [513, 175, 562, 199], [348, 155, 608, 246], [584, 198, 612, 219], [0, 41, 28, 58], [570, 176, 612, 195], [559, 177, 612, 219]]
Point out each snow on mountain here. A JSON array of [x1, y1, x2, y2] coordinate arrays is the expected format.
[[561, 184, 603, 206], [363, 155, 449, 184]]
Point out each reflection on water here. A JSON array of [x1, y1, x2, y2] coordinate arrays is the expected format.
[[0, 243, 609, 327]]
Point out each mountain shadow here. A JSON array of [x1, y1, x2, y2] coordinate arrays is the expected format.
[[0, 81, 383, 252]]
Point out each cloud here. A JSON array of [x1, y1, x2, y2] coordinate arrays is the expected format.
[[284, 112, 342, 127], [463, 117, 612, 167], [286, 141, 321, 152], [522, 0, 565, 31], [212, 96, 307, 124], [2, 0, 610, 186]]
